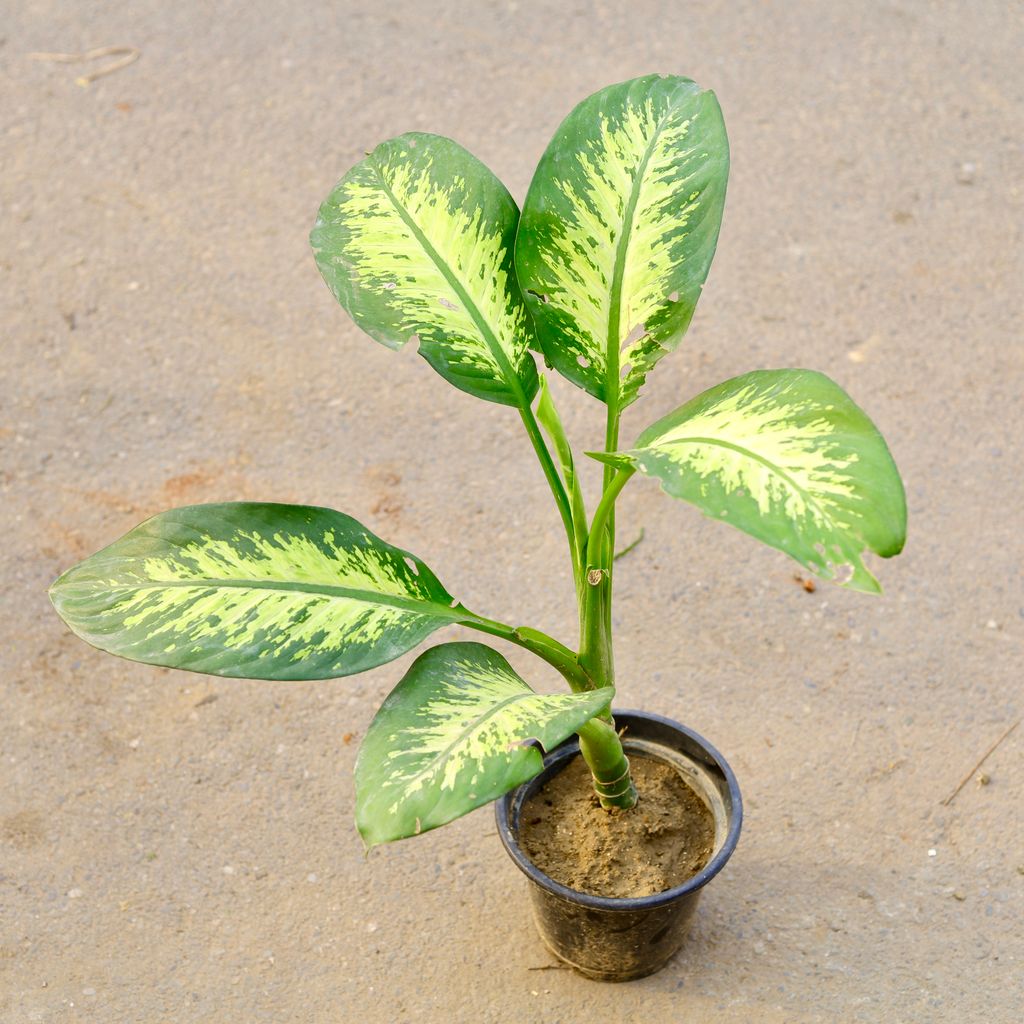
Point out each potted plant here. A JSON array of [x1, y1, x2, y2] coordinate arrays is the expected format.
[[49, 74, 906, 982]]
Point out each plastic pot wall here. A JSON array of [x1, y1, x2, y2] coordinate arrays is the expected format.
[[496, 710, 742, 982]]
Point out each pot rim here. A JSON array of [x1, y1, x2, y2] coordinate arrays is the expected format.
[[495, 709, 743, 913]]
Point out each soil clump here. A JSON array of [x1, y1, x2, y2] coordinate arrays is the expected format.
[[519, 754, 715, 898]]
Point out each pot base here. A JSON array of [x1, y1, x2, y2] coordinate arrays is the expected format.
[[530, 899, 700, 982], [531, 907, 686, 982]]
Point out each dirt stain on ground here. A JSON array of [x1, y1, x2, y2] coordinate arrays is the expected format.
[[365, 465, 403, 522], [2, 810, 47, 851]]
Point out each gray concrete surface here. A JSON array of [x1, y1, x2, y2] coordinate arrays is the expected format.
[[2, 2, 1022, 1021]]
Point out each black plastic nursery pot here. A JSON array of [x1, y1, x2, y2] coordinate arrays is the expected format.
[[496, 710, 743, 982]]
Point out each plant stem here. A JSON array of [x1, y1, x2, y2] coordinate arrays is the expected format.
[[463, 613, 593, 693], [587, 467, 635, 569], [465, 612, 635, 809], [614, 526, 645, 561], [577, 466, 634, 688], [575, 462, 638, 810], [518, 401, 580, 582], [577, 717, 637, 809]]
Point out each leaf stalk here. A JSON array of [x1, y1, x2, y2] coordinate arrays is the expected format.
[[518, 400, 581, 582], [463, 612, 593, 693]]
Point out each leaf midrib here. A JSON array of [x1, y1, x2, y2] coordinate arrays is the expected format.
[[76, 576, 466, 620], [369, 154, 528, 409], [390, 683, 613, 802], [605, 100, 680, 406], [648, 434, 836, 522], [386, 687, 540, 797]]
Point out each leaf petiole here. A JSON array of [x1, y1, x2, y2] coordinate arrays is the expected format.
[[518, 399, 581, 583], [461, 611, 593, 693], [587, 467, 636, 571]]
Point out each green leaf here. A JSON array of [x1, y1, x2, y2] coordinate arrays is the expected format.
[[356, 642, 613, 847], [49, 503, 468, 680], [535, 375, 588, 565], [311, 132, 538, 407], [516, 74, 728, 408], [592, 370, 906, 592]]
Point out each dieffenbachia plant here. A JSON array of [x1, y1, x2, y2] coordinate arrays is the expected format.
[[50, 75, 906, 849]]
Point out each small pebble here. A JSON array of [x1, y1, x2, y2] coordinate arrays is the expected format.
[[222, 865, 234, 875], [953, 892, 966, 901], [956, 162, 976, 185], [307, 873, 318, 883], [82, 988, 96, 997], [928, 849, 937, 857], [67, 888, 83, 899]]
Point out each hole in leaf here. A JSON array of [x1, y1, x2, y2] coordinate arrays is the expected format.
[[439, 297, 457, 310], [526, 289, 550, 304], [383, 282, 396, 291], [577, 355, 590, 368], [404, 556, 419, 576], [624, 322, 647, 346], [834, 564, 854, 585], [668, 291, 679, 302]]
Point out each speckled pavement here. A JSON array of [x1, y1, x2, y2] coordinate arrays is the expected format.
[[2, 3, 1021, 1021]]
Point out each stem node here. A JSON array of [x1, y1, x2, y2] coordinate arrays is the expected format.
[[577, 718, 638, 811]]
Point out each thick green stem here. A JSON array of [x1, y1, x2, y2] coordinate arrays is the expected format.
[[575, 466, 638, 810], [577, 718, 637, 809], [578, 467, 634, 688]]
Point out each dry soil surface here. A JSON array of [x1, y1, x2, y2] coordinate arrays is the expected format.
[[2, 2, 1022, 1022]]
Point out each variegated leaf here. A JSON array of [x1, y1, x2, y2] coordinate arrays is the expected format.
[[49, 503, 467, 680], [516, 75, 728, 407], [593, 370, 906, 592], [356, 642, 613, 847], [311, 132, 539, 407]]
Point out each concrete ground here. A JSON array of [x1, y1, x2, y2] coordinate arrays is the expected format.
[[2, 2, 1021, 1021]]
